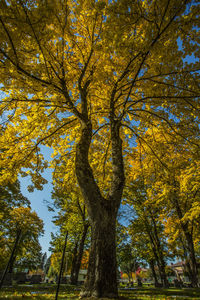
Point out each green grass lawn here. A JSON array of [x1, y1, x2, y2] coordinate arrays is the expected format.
[[119, 286, 200, 299], [1, 284, 200, 299], [0, 284, 79, 299]]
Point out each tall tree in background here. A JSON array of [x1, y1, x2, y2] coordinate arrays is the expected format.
[[0, 180, 30, 271], [126, 125, 200, 286], [0, 207, 44, 288], [124, 181, 170, 287], [0, 0, 199, 297], [52, 187, 90, 285], [116, 225, 142, 285]]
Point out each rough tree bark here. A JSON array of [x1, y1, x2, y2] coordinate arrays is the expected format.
[[149, 259, 159, 287], [81, 212, 118, 298], [75, 117, 124, 298]]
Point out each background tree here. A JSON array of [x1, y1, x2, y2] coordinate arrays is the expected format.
[[40, 252, 47, 273], [0, 179, 30, 271], [52, 186, 90, 285], [0, 0, 199, 297], [118, 242, 140, 285], [128, 212, 169, 287], [122, 177, 170, 287], [0, 207, 44, 288], [13, 241, 43, 272], [44, 255, 51, 277], [49, 230, 89, 283], [127, 125, 200, 286]]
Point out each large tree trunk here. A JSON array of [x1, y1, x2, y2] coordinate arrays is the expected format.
[[75, 117, 124, 298], [81, 214, 118, 298], [149, 260, 159, 287]]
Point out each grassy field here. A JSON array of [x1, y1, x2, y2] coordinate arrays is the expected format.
[[1, 284, 200, 299]]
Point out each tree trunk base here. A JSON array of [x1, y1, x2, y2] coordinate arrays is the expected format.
[[80, 214, 119, 299]]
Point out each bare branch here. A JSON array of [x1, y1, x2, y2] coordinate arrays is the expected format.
[[92, 123, 109, 137]]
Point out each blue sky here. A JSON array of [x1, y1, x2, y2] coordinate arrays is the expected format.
[[20, 147, 57, 257]]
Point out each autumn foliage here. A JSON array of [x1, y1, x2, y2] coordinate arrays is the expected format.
[[0, 0, 199, 297]]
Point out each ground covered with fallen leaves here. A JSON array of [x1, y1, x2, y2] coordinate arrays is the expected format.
[[1, 284, 200, 299]]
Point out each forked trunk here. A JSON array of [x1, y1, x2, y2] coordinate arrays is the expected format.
[[80, 215, 118, 298], [75, 116, 124, 298]]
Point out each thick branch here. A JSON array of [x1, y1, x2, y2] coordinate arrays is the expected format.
[[75, 122, 104, 221], [108, 120, 125, 209]]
